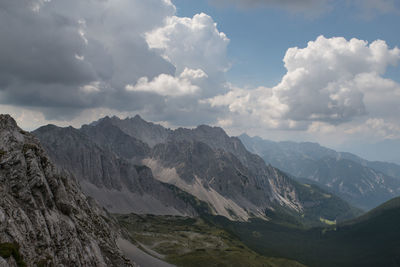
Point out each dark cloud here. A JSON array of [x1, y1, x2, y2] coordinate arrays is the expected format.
[[0, 3, 95, 86], [0, 0, 176, 119]]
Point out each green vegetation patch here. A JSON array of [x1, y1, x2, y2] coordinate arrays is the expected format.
[[116, 213, 306, 267], [0, 242, 27, 267], [319, 217, 336, 225], [293, 182, 363, 226]]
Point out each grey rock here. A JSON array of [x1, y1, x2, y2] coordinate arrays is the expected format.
[[0, 257, 10, 267], [90, 115, 171, 148], [0, 114, 136, 266], [33, 123, 197, 216]]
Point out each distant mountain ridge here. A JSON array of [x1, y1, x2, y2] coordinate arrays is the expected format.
[[239, 134, 400, 210], [34, 115, 360, 224]]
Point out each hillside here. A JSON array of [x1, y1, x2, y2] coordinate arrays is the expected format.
[[210, 196, 400, 267], [116, 213, 307, 267]]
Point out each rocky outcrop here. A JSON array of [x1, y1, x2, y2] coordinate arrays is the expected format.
[[81, 117, 150, 162], [0, 115, 135, 266], [90, 115, 171, 148]]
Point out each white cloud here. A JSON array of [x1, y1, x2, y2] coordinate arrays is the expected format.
[[353, 73, 400, 120], [345, 118, 400, 139], [209, 35, 400, 132], [146, 13, 230, 75], [366, 118, 400, 139], [126, 68, 207, 97], [80, 81, 101, 93]]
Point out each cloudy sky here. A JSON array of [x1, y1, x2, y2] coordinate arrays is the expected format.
[[1, 0, 400, 162]]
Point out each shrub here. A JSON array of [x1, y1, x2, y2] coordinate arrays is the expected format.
[[0, 242, 27, 267]]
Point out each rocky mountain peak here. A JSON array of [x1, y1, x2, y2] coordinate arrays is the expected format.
[[196, 124, 226, 134], [0, 114, 18, 129], [0, 115, 135, 266], [131, 114, 144, 122]]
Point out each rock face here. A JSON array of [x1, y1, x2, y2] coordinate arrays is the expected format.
[[94, 115, 171, 148], [35, 116, 301, 221], [239, 134, 400, 210], [0, 115, 135, 266], [34, 121, 197, 216]]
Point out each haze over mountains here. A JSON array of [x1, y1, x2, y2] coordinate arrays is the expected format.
[[336, 139, 400, 166], [239, 134, 400, 210]]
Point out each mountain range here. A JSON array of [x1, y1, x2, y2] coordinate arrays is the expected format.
[[33, 115, 360, 225], [2, 113, 400, 266], [0, 113, 308, 267], [239, 134, 400, 210]]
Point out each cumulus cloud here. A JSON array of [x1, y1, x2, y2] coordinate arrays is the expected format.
[[345, 118, 400, 139], [209, 35, 400, 131], [126, 68, 207, 97], [146, 13, 230, 74], [146, 13, 230, 98], [0, 0, 229, 126]]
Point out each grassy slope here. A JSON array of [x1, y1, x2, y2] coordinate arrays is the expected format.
[[265, 181, 363, 228], [116, 214, 307, 267], [294, 182, 363, 225], [209, 196, 400, 267]]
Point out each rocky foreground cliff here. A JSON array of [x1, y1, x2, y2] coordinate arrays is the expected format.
[[0, 115, 135, 266]]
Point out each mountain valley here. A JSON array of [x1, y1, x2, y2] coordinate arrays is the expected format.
[[2, 113, 400, 266]]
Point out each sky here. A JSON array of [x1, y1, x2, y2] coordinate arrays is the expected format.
[[1, 0, 400, 162]]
